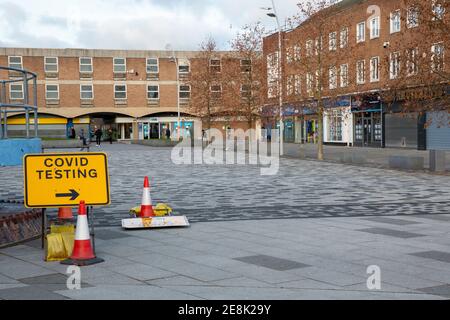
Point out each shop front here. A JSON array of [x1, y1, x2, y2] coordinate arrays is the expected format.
[[323, 96, 353, 146], [351, 94, 384, 148]]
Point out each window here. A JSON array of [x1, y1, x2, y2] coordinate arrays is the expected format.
[[370, 16, 380, 39], [114, 84, 127, 99], [146, 58, 159, 73], [113, 58, 126, 73], [340, 64, 349, 87], [370, 57, 380, 82], [432, 1, 445, 21], [210, 59, 221, 73], [294, 75, 301, 95], [329, 32, 337, 51], [79, 57, 93, 73], [431, 43, 445, 72], [9, 83, 23, 100], [407, 6, 419, 28], [294, 45, 301, 61], [80, 84, 93, 100], [179, 64, 190, 73], [287, 75, 295, 96], [306, 40, 313, 57], [406, 48, 419, 76], [328, 110, 343, 142], [241, 84, 251, 98], [44, 57, 58, 73], [315, 37, 322, 55], [241, 59, 252, 73], [8, 56, 22, 69], [286, 47, 293, 63], [390, 10, 401, 33], [210, 85, 222, 98], [356, 60, 365, 84], [45, 84, 59, 100], [147, 85, 159, 100], [340, 27, 348, 48], [390, 52, 401, 79], [179, 85, 191, 99], [357, 22, 365, 43], [306, 73, 314, 97], [329, 66, 337, 89]]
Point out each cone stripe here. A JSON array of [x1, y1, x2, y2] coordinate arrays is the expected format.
[[75, 215, 90, 240], [142, 187, 152, 205], [70, 240, 95, 260]]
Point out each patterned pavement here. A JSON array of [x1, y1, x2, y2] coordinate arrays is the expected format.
[[0, 143, 449, 227]]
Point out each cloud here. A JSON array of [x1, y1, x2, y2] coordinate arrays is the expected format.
[[0, 0, 300, 50]]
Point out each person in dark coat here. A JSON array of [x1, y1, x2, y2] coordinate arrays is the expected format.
[[94, 126, 103, 147]]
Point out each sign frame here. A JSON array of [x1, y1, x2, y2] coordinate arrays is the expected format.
[[23, 152, 111, 208]]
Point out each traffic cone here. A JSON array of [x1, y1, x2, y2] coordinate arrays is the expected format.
[[61, 201, 103, 266], [57, 207, 73, 220], [140, 177, 155, 218]]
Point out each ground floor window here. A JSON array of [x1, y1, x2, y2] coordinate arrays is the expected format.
[[328, 110, 343, 142]]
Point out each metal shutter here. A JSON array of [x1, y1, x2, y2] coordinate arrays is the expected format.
[[427, 112, 450, 150]]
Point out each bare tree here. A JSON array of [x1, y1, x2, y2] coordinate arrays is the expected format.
[[188, 37, 223, 131]]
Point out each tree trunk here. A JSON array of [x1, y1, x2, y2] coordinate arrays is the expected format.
[[317, 109, 324, 161]]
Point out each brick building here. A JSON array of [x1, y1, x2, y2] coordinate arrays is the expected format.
[[263, 0, 449, 150], [0, 48, 257, 140]]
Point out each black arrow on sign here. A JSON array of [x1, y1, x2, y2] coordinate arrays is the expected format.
[[55, 189, 80, 201]]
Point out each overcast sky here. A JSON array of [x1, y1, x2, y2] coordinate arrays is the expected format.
[[0, 0, 301, 50]]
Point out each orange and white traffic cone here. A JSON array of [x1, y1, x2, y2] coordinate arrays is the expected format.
[[140, 177, 155, 218], [61, 201, 103, 266], [57, 207, 73, 220]]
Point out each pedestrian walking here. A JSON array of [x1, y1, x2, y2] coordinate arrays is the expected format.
[[165, 127, 171, 140], [70, 127, 76, 139], [94, 126, 103, 147], [79, 129, 87, 151], [108, 128, 113, 144]]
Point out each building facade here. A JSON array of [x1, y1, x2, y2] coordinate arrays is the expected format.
[[263, 0, 449, 150], [0, 48, 256, 141]]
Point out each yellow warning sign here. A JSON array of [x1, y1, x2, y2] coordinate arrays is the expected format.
[[24, 153, 110, 208]]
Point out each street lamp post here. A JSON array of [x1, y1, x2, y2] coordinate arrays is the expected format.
[[166, 44, 182, 141], [263, 0, 284, 155]]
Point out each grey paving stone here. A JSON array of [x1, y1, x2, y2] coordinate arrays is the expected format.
[[0, 285, 69, 300], [234, 255, 310, 271], [358, 228, 426, 239], [95, 229, 132, 240], [365, 217, 422, 226], [410, 251, 450, 263], [418, 284, 450, 298], [19, 273, 93, 291], [146, 275, 208, 287], [0, 259, 55, 280], [107, 263, 176, 281]]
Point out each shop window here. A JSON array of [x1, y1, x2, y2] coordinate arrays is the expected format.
[[328, 110, 343, 142]]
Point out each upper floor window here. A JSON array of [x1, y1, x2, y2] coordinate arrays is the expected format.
[[179, 85, 191, 99], [80, 84, 94, 100], [44, 57, 58, 73], [79, 57, 93, 73], [114, 84, 127, 99], [306, 40, 313, 57], [8, 56, 23, 70], [241, 84, 251, 98], [286, 47, 293, 63], [113, 58, 126, 73], [370, 16, 380, 39], [210, 84, 222, 99], [431, 42, 445, 72], [356, 22, 365, 43], [306, 72, 314, 97], [315, 37, 322, 55], [178, 60, 190, 74], [294, 75, 301, 95], [329, 66, 337, 89], [370, 57, 380, 82], [406, 48, 419, 76], [432, 1, 445, 21], [329, 32, 337, 51], [210, 59, 221, 73], [287, 75, 295, 96], [356, 60, 366, 84], [390, 10, 401, 33], [340, 27, 348, 48], [147, 85, 159, 100], [340, 64, 349, 87], [241, 59, 252, 73], [9, 83, 24, 100], [407, 6, 419, 28], [294, 45, 301, 61], [45, 84, 59, 100], [146, 58, 159, 73], [390, 52, 401, 79]]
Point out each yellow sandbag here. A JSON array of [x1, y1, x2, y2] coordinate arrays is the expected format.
[[154, 203, 173, 217], [61, 232, 75, 257], [51, 224, 75, 234], [46, 233, 68, 262]]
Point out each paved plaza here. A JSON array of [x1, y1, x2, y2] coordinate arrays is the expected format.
[[0, 143, 449, 299]]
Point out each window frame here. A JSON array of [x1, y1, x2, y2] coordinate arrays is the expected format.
[[340, 27, 349, 48], [390, 10, 401, 34], [79, 57, 93, 73], [356, 22, 366, 43], [306, 40, 314, 57], [329, 66, 337, 89], [146, 58, 159, 74], [113, 57, 127, 74], [340, 64, 349, 88], [209, 59, 222, 73], [407, 6, 419, 28], [45, 84, 60, 100], [210, 84, 222, 99], [406, 48, 419, 76], [370, 16, 380, 39], [390, 52, 401, 79], [147, 84, 160, 100], [370, 56, 380, 82], [431, 42, 445, 72], [80, 84, 94, 100], [240, 59, 252, 73], [179, 84, 191, 99], [241, 84, 251, 98], [286, 75, 295, 96], [114, 84, 127, 100], [44, 57, 59, 73], [294, 75, 301, 95], [8, 56, 23, 70], [329, 32, 337, 51], [9, 83, 24, 100], [356, 60, 366, 84]]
